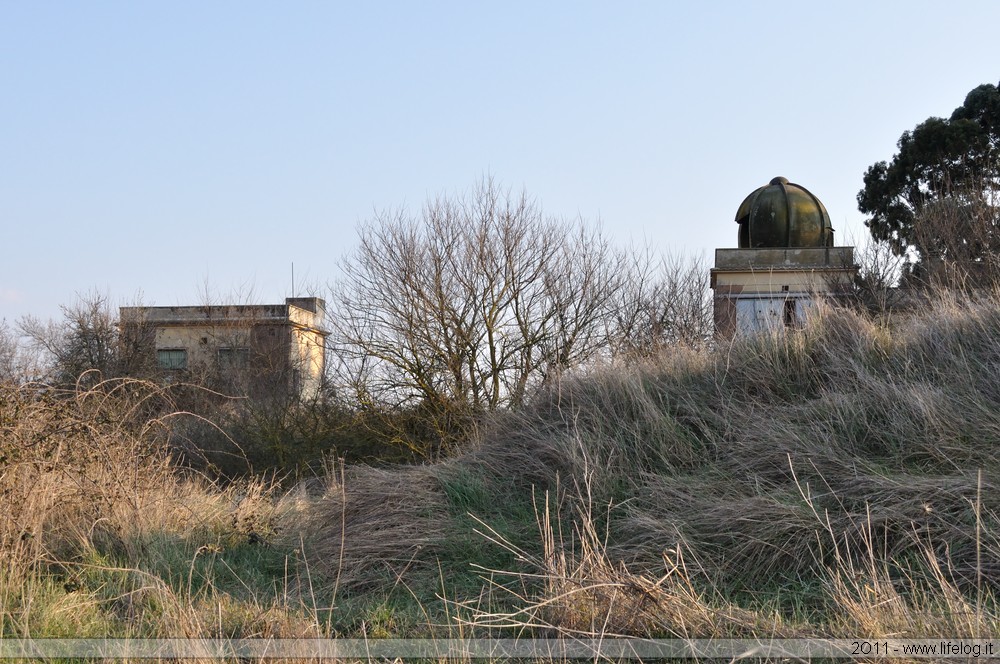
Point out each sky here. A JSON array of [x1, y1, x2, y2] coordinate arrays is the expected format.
[[3, 1, 1000, 323]]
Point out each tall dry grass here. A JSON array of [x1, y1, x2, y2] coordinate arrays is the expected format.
[[0, 378, 325, 640], [287, 462, 451, 594], [6, 290, 1000, 647], [1, 378, 174, 582], [292, 292, 1000, 641]]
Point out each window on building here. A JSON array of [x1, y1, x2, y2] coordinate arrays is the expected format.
[[157, 349, 187, 370], [217, 347, 250, 370]]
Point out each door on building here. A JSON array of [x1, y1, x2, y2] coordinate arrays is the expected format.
[[735, 297, 813, 334]]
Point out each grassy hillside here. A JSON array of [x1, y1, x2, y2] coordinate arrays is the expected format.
[[3, 294, 1000, 651]]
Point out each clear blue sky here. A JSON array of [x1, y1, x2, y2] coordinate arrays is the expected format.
[[3, 1, 1000, 322]]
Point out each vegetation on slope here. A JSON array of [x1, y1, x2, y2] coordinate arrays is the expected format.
[[293, 293, 1000, 640], [3, 293, 1000, 652]]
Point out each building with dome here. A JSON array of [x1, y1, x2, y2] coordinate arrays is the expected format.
[[710, 177, 857, 336]]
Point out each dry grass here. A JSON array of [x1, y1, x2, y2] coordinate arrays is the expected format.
[[463, 487, 806, 640], [287, 462, 451, 593], [8, 291, 1000, 650], [0, 378, 325, 642], [1, 378, 174, 580], [434, 293, 1000, 640]]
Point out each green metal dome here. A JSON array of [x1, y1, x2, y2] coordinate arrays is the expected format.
[[735, 176, 834, 248]]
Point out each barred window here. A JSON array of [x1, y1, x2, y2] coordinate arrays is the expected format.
[[217, 347, 250, 369], [156, 349, 187, 370]]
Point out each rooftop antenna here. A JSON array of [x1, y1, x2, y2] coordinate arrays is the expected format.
[[291, 262, 295, 297]]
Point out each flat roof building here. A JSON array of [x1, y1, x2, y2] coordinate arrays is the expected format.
[[120, 297, 328, 400]]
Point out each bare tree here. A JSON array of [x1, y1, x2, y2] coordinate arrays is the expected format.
[[18, 291, 155, 387], [328, 179, 717, 454], [20, 293, 117, 386], [608, 252, 712, 357], [329, 180, 638, 449], [0, 321, 36, 384]]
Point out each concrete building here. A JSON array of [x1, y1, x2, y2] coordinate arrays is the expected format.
[[120, 297, 328, 400], [711, 177, 857, 337]]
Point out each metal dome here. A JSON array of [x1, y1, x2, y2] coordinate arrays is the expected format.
[[735, 177, 834, 248]]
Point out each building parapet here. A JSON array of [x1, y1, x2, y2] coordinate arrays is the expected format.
[[713, 247, 855, 270], [122, 298, 328, 335]]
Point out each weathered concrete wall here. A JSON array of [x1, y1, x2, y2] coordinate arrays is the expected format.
[[714, 246, 855, 270], [710, 247, 858, 338], [120, 297, 328, 400], [710, 267, 855, 294], [290, 326, 326, 398]]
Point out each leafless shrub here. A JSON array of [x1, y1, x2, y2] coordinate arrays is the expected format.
[[908, 178, 1000, 291], [330, 182, 619, 414], [845, 237, 907, 321]]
